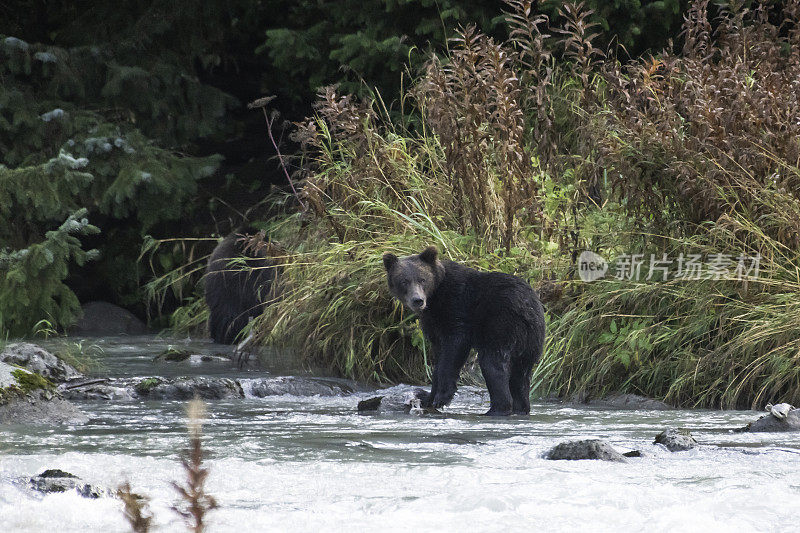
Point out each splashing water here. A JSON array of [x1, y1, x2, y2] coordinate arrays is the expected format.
[[1, 337, 799, 532]]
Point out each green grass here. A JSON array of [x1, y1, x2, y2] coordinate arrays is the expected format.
[[152, 1, 800, 408]]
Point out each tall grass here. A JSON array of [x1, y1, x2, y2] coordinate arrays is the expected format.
[[541, 236, 800, 408], [153, 1, 800, 407], [543, 0, 800, 408]]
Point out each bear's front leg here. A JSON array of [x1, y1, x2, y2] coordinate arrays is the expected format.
[[430, 338, 471, 408], [416, 373, 438, 408]]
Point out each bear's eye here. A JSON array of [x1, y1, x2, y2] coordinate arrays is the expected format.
[[399, 280, 409, 287], [418, 278, 427, 284]]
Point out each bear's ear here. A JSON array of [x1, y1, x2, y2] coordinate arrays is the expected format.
[[419, 246, 438, 265], [382, 253, 398, 271]]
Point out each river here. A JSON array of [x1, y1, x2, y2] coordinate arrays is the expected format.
[[1, 336, 799, 532]]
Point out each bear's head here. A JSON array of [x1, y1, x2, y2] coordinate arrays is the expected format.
[[382, 246, 445, 312]]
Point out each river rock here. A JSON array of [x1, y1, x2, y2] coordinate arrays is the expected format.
[[153, 348, 192, 362], [59, 375, 362, 402], [622, 450, 645, 458], [654, 428, 697, 451], [738, 410, 800, 433], [357, 385, 433, 414], [0, 362, 88, 425], [132, 376, 243, 400], [545, 440, 627, 462], [70, 301, 149, 336], [0, 343, 82, 382], [60, 380, 134, 401], [243, 376, 357, 398], [569, 393, 671, 410], [28, 469, 109, 498]]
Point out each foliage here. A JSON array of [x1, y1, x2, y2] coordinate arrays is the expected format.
[[172, 399, 217, 533], [260, 0, 688, 103], [542, 0, 800, 408], [1, 0, 695, 336], [258, 0, 505, 100], [241, 0, 800, 409], [599, 0, 800, 244], [135, 378, 163, 396], [118, 482, 153, 533], [30, 320, 106, 373], [252, 20, 562, 381], [415, 27, 534, 251], [543, 0, 687, 56], [0, 19, 227, 332], [117, 399, 214, 533], [0, 210, 99, 337], [55, 340, 106, 374]]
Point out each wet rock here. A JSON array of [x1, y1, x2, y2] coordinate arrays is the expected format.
[[133, 376, 243, 400], [357, 386, 432, 414], [70, 301, 149, 336], [60, 380, 133, 401], [738, 409, 800, 433], [243, 376, 358, 398], [0, 362, 88, 425], [59, 374, 361, 402], [654, 428, 697, 451], [153, 351, 230, 365], [622, 450, 645, 458], [153, 348, 192, 362], [0, 343, 82, 382], [0, 391, 89, 425], [357, 396, 384, 412], [569, 393, 671, 410], [197, 354, 230, 363], [357, 385, 484, 414], [29, 469, 109, 498], [545, 440, 627, 462]]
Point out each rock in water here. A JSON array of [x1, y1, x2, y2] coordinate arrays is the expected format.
[[739, 409, 800, 432], [29, 469, 109, 498], [244, 376, 357, 398], [357, 396, 384, 412], [61, 375, 361, 402], [152, 348, 192, 362], [622, 450, 645, 458], [0, 343, 82, 382], [60, 381, 134, 401], [357, 386, 433, 414], [765, 403, 794, 419], [654, 428, 697, 451], [134, 376, 243, 400], [0, 362, 88, 425], [545, 440, 627, 462]]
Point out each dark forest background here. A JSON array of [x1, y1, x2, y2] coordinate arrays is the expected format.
[[4, 1, 800, 409], [0, 0, 687, 334]]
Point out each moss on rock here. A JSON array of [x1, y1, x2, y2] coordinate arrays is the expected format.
[[11, 368, 54, 393], [134, 377, 163, 395]]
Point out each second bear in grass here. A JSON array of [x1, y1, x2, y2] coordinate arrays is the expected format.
[[205, 231, 278, 345], [383, 246, 545, 415]]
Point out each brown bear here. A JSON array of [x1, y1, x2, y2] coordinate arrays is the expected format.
[[383, 246, 545, 415], [204, 231, 277, 344]]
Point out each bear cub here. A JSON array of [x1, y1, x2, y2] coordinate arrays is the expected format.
[[383, 246, 545, 415], [205, 231, 278, 344]]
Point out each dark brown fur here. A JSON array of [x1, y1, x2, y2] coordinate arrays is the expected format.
[[384, 246, 545, 415]]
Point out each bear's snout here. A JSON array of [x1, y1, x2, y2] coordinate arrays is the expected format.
[[410, 296, 426, 311]]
